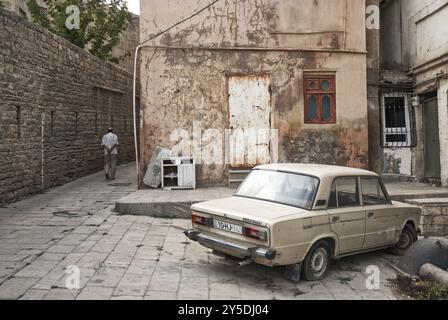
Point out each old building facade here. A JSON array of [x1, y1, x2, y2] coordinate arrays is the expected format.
[[139, 0, 372, 187], [373, 0, 448, 186]]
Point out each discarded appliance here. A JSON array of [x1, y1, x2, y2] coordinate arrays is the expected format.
[[143, 146, 172, 188], [161, 156, 196, 190]]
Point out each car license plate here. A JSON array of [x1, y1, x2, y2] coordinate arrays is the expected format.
[[213, 219, 243, 235]]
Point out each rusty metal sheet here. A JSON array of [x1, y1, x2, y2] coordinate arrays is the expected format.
[[228, 76, 271, 167]]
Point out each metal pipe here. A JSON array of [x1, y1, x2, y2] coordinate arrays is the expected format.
[[132, 45, 142, 181], [41, 112, 45, 189], [238, 259, 254, 267]]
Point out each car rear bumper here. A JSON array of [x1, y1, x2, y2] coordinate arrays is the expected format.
[[184, 229, 277, 261]]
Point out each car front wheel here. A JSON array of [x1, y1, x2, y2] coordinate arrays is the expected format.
[[390, 224, 417, 256], [301, 241, 332, 281]]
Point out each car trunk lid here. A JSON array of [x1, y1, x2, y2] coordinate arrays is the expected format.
[[191, 196, 307, 225]]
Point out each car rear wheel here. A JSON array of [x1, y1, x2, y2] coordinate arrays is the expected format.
[[301, 241, 332, 281], [389, 224, 417, 256]]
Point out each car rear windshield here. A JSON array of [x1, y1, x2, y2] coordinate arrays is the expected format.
[[235, 170, 319, 210]]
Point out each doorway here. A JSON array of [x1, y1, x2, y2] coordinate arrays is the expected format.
[[228, 76, 272, 167], [423, 96, 441, 180]]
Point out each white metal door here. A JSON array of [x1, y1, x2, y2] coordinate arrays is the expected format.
[[228, 76, 271, 167]]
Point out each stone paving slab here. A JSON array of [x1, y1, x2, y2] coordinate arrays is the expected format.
[[0, 163, 404, 300]]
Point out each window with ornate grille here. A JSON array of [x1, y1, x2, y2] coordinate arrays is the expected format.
[[381, 93, 413, 147], [303, 74, 336, 124]]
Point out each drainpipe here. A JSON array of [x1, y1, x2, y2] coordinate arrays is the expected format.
[[132, 45, 142, 181], [131, 0, 223, 184], [41, 112, 45, 189]]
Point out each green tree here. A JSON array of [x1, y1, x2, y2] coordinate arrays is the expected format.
[[27, 0, 132, 64]]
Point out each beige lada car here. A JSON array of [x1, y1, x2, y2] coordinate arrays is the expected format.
[[184, 164, 422, 281]]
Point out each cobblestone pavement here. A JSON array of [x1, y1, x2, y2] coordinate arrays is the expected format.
[[0, 163, 401, 300]]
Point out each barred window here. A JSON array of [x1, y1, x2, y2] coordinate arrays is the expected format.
[[304, 74, 336, 124], [381, 93, 413, 147]]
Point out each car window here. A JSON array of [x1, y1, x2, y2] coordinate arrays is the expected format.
[[235, 170, 319, 210], [334, 177, 360, 207], [361, 178, 388, 205]]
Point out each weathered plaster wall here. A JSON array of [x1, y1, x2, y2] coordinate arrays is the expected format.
[[140, 49, 368, 185], [382, 148, 413, 176], [112, 14, 140, 74], [380, 0, 448, 88], [141, 0, 366, 51], [438, 79, 448, 186], [366, 0, 381, 174], [380, 0, 402, 69], [139, 0, 369, 186], [0, 10, 136, 203], [378, 0, 448, 182], [381, 0, 448, 70], [401, 0, 448, 68]]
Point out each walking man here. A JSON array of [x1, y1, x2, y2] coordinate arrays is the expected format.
[[101, 127, 119, 180]]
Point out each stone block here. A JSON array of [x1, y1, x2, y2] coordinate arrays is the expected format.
[[422, 225, 445, 237], [422, 206, 442, 216], [433, 215, 448, 226]]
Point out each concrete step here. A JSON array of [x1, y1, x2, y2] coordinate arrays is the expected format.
[[228, 168, 252, 188], [115, 187, 235, 218], [229, 180, 244, 189]]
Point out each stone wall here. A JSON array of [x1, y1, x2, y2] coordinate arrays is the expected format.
[[2, 2, 140, 74], [405, 199, 448, 237], [112, 14, 140, 74], [0, 10, 137, 204]]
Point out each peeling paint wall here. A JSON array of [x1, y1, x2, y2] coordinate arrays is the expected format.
[[366, 0, 381, 174], [438, 79, 448, 186], [141, 0, 366, 51], [382, 148, 413, 176], [378, 0, 448, 184], [139, 0, 369, 186]]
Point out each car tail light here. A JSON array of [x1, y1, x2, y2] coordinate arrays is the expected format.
[[244, 226, 267, 241], [192, 214, 210, 227]]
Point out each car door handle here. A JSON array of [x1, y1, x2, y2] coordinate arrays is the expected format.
[[367, 212, 375, 218], [332, 216, 340, 222]]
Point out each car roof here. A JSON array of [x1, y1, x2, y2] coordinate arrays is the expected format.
[[254, 164, 379, 179]]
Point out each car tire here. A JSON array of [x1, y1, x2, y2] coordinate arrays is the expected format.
[[301, 240, 332, 281], [389, 224, 417, 256]]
